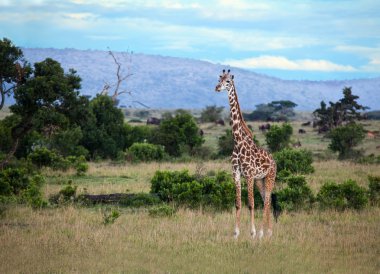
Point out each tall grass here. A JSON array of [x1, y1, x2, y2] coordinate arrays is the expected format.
[[1, 205, 379, 273]]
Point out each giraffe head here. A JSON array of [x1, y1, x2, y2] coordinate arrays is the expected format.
[[215, 69, 234, 92]]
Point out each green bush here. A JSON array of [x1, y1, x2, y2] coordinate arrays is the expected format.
[[102, 207, 120, 225], [368, 175, 380, 206], [21, 174, 47, 209], [0, 167, 30, 195], [49, 181, 77, 205], [27, 147, 60, 168], [327, 123, 365, 159], [127, 143, 166, 162], [119, 193, 161, 207], [276, 175, 314, 211], [265, 123, 293, 152], [317, 179, 368, 210], [150, 170, 235, 210], [274, 148, 314, 175], [357, 154, 380, 164]]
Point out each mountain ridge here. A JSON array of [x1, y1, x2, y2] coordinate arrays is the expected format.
[[21, 48, 380, 111]]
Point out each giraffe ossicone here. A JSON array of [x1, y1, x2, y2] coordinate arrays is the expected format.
[[215, 70, 279, 239]]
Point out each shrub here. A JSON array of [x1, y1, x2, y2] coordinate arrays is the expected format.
[[150, 170, 236, 210], [274, 148, 314, 175], [151, 170, 194, 202], [218, 129, 234, 156], [0, 167, 29, 195], [119, 193, 161, 207], [27, 147, 60, 168], [148, 204, 176, 217], [317, 179, 368, 210], [151, 111, 203, 157], [102, 207, 120, 225], [200, 105, 224, 123], [327, 123, 365, 159], [21, 174, 47, 209], [127, 143, 166, 162], [265, 123, 293, 152], [368, 175, 380, 206], [49, 180, 77, 205], [357, 154, 380, 164], [276, 175, 314, 211]]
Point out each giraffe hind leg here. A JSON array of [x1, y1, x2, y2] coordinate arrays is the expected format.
[[262, 170, 275, 238]]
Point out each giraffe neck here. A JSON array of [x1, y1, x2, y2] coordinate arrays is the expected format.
[[227, 83, 254, 142]]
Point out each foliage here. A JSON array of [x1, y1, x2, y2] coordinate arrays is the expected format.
[[27, 147, 60, 168], [357, 154, 380, 164], [127, 142, 166, 162], [49, 180, 77, 205], [368, 175, 380, 206], [148, 204, 176, 217], [0, 167, 30, 195], [124, 124, 154, 148], [276, 175, 314, 211], [313, 87, 367, 132], [119, 193, 161, 207], [0, 38, 30, 110], [151, 111, 203, 157], [274, 148, 314, 175], [200, 105, 224, 123], [218, 129, 259, 157], [82, 95, 128, 159], [150, 170, 235, 210], [21, 174, 47, 209], [317, 179, 368, 211], [265, 123, 293, 152], [217, 129, 234, 156], [102, 207, 120, 225], [327, 123, 365, 159], [244, 100, 297, 121]]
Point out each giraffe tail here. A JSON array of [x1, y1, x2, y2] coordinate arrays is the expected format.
[[271, 193, 282, 222]]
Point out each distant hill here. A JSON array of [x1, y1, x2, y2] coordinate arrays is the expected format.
[[22, 48, 380, 111]]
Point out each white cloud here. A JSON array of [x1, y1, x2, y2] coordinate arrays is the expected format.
[[223, 56, 357, 72], [336, 45, 380, 72]]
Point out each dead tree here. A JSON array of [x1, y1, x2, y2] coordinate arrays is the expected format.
[[100, 49, 149, 109]]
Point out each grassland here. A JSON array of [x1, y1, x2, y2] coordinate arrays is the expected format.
[[1, 118, 380, 273]]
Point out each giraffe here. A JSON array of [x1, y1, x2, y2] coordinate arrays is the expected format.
[[215, 69, 277, 239]]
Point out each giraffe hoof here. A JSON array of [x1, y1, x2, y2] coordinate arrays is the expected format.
[[234, 228, 240, 239], [258, 229, 264, 239], [267, 229, 273, 238], [250, 228, 256, 239]]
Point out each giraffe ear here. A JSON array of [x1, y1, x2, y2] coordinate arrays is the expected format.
[[231, 75, 234, 79], [227, 69, 230, 73], [222, 69, 225, 73]]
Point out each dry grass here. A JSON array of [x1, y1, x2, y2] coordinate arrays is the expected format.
[[1, 205, 379, 273]]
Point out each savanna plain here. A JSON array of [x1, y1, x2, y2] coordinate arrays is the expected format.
[[1, 117, 380, 274]]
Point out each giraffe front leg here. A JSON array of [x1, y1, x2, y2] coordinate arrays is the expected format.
[[247, 176, 256, 239], [233, 168, 241, 239]]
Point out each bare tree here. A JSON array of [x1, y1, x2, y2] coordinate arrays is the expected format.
[[100, 49, 149, 108]]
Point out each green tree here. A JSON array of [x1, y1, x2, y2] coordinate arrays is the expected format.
[[1, 58, 86, 168], [200, 105, 224, 123], [327, 123, 365, 159], [0, 38, 31, 110], [265, 123, 293, 152], [152, 111, 203, 156], [244, 100, 297, 121], [313, 87, 367, 132], [81, 95, 128, 159]]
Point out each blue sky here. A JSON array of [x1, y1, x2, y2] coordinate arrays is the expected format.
[[1, 0, 380, 80]]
